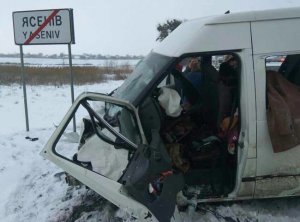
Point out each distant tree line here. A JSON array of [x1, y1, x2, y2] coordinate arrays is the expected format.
[[0, 53, 144, 60]]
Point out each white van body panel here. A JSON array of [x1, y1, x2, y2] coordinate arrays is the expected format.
[[250, 16, 300, 197], [228, 49, 257, 199], [153, 18, 252, 57], [251, 18, 300, 55], [153, 7, 300, 58], [253, 54, 300, 197]]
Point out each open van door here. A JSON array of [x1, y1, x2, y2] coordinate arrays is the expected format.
[[41, 92, 184, 222]]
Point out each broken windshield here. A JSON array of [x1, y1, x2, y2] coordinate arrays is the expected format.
[[113, 52, 172, 103]]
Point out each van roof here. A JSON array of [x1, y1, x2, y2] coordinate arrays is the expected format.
[[206, 7, 300, 25], [153, 7, 300, 57]]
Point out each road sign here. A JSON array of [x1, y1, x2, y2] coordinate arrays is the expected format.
[[13, 9, 75, 45], [12, 8, 76, 132]]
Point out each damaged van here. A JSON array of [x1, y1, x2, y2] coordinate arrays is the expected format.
[[41, 7, 300, 222]]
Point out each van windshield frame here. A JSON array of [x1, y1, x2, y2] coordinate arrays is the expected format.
[[112, 52, 173, 104]]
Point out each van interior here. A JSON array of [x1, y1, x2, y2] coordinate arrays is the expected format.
[[137, 53, 241, 199]]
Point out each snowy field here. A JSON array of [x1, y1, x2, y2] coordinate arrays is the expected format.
[[0, 57, 140, 67], [1, 82, 300, 222]]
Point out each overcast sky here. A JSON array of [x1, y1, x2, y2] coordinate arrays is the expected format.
[[1, 0, 300, 56]]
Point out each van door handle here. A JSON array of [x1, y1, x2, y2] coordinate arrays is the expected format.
[[238, 141, 244, 149]]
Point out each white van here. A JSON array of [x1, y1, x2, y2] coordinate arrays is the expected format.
[[41, 7, 300, 222]]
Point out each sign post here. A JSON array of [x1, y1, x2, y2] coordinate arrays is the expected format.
[[19, 45, 29, 131], [13, 9, 76, 132], [68, 43, 76, 132]]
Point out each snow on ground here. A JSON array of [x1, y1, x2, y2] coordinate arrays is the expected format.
[[0, 82, 123, 135], [1, 82, 300, 222], [0, 82, 130, 222]]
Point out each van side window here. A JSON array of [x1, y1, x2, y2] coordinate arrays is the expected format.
[[266, 54, 300, 86], [265, 54, 300, 153]]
